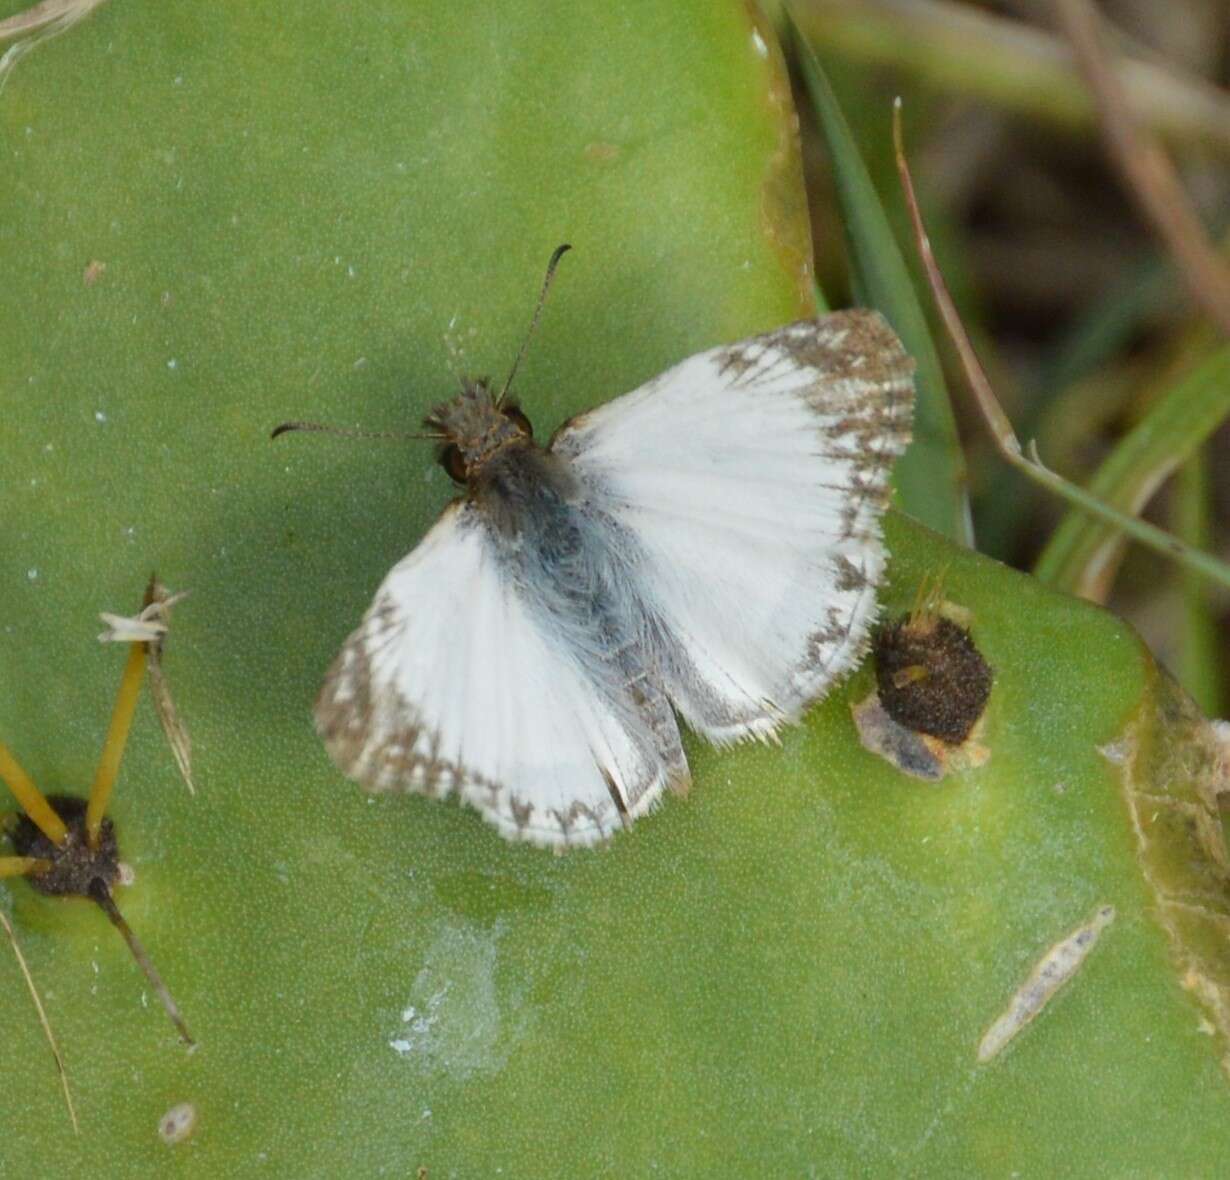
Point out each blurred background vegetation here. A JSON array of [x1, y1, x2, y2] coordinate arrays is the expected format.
[[788, 0, 1230, 718]]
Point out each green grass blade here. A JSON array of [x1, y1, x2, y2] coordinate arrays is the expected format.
[[1175, 449, 1224, 716], [790, 15, 971, 544], [1034, 343, 1230, 596], [1031, 253, 1173, 409]]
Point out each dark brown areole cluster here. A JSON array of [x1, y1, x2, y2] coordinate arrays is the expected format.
[[874, 612, 993, 745], [9, 796, 120, 898]]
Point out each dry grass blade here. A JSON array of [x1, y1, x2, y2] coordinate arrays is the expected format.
[[144, 578, 195, 796], [148, 656, 194, 796], [0, 909, 78, 1134], [793, 0, 1230, 153], [1053, 0, 1230, 337], [892, 98, 1230, 593]]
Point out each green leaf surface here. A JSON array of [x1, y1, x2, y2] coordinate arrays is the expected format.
[[3, 3, 1230, 1176]]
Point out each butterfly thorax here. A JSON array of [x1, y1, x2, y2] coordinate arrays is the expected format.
[[425, 380, 529, 473], [470, 437, 581, 544]]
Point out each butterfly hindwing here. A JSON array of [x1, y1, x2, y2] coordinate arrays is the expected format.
[[551, 309, 914, 745], [313, 502, 679, 848]]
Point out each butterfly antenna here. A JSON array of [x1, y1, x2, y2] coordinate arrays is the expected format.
[[270, 421, 444, 442], [496, 243, 571, 408]]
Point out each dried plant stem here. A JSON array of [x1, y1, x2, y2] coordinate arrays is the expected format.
[[143, 576, 195, 796], [1054, 0, 1230, 337], [892, 99, 1230, 593], [0, 909, 78, 1133]]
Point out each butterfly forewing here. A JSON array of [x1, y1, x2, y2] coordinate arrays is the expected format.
[[550, 309, 913, 745]]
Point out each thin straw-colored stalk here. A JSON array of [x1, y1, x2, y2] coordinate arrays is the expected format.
[[892, 99, 1230, 594], [0, 909, 78, 1134]]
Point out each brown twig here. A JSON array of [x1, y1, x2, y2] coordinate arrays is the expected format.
[[1053, 0, 1230, 337]]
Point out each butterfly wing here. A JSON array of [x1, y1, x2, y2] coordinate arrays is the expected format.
[[314, 501, 674, 848], [550, 309, 914, 745]]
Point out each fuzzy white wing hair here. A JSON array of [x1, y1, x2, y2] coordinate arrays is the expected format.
[[551, 309, 914, 744], [314, 502, 670, 848]]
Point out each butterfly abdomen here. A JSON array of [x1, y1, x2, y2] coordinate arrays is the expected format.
[[476, 448, 689, 812]]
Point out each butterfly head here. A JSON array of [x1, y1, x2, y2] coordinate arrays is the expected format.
[[424, 379, 534, 484]]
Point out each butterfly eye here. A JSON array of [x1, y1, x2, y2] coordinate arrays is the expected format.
[[502, 405, 533, 437], [440, 444, 468, 484]]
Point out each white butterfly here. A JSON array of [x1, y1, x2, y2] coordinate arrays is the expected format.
[[294, 258, 914, 849]]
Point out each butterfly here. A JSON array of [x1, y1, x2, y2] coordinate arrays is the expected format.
[[280, 248, 914, 849]]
